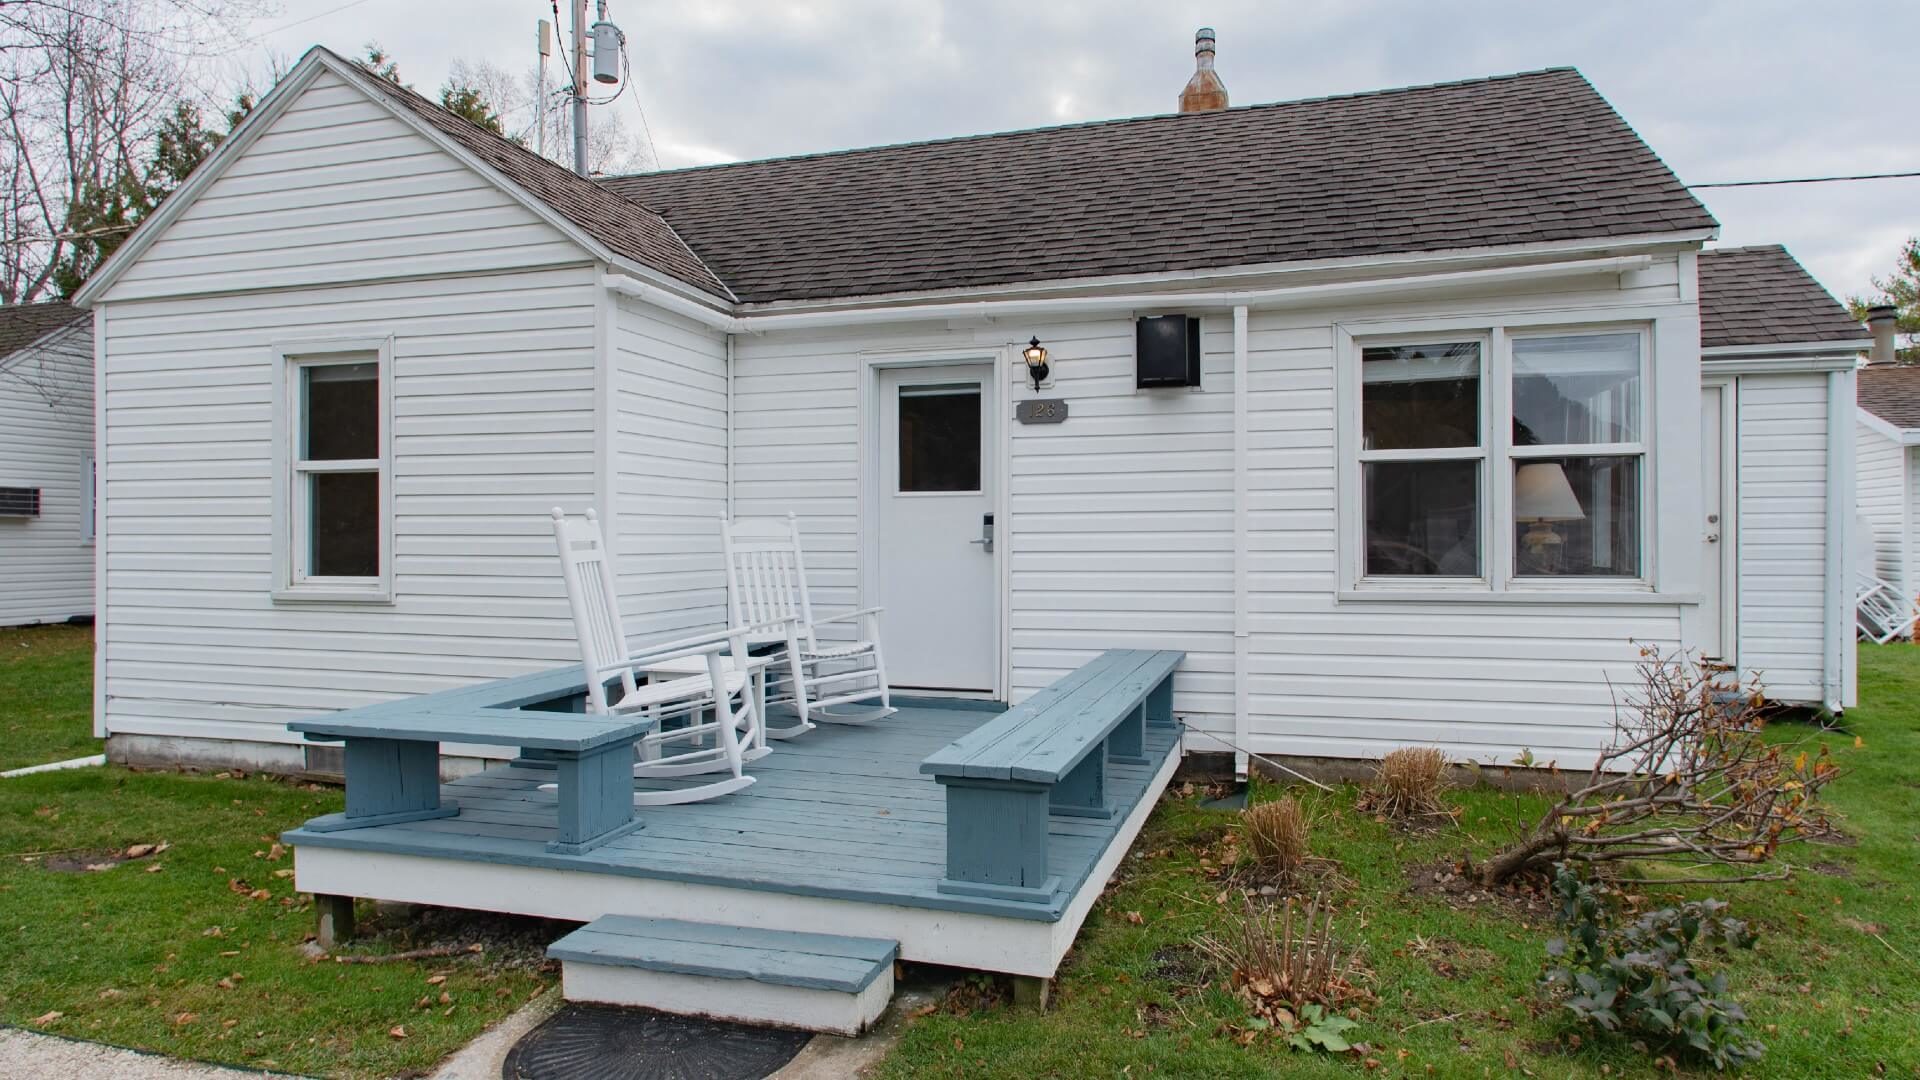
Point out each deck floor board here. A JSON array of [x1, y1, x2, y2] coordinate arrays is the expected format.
[[286, 705, 1179, 921]]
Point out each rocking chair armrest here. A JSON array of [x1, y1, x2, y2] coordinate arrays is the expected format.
[[813, 606, 884, 627], [598, 617, 800, 675]]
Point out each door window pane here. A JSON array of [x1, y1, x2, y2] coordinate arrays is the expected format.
[[302, 361, 378, 461], [1514, 456, 1640, 577], [1361, 342, 1480, 450], [898, 385, 981, 492], [1511, 333, 1640, 446], [309, 471, 379, 577], [1364, 460, 1480, 576]]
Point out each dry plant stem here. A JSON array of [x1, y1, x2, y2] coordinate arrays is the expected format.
[[331, 943, 483, 965], [1479, 645, 1839, 885], [1195, 893, 1367, 1010]]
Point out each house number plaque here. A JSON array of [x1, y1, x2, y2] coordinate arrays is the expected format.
[[1015, 399, 1069, 424]]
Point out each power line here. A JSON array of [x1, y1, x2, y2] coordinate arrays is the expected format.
[[255, 0, 381, 39], [1688, 170, 1920, 189]]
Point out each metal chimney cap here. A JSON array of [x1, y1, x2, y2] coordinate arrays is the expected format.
[[1867, 303, 1900, 324], [1195, 27, 1217, 49]]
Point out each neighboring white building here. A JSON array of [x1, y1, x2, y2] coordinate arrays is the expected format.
[[0, 302, 95, 627], [1855, 363, 1920, 609], [69, 46, 1868, 775]]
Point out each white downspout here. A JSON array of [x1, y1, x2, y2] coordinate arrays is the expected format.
[[1232, 305, 1250, 779], [725, 334, 736, 518], [1825, 367, 1853, 710]]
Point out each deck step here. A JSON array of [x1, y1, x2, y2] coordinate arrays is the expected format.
[[547, 915, 898, 1035]]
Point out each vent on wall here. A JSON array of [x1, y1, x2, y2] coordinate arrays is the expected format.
[[1135, 315, 1202, 388], [0, 487, 41, 517]]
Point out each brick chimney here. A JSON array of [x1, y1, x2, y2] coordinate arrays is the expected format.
[[1179, 28, 1228, 113], [1868, 304, 1899, 365]]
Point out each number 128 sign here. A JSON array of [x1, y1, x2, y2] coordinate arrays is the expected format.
[[1015, 399, 1069, 424]]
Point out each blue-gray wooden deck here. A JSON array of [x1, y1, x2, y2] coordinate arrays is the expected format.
[[283, 702, 1179, 922]]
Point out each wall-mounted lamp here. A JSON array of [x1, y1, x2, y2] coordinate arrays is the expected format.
[[1022, 336, 1050, 391]]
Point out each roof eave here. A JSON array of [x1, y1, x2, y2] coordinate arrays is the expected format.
[[1857, 406, 1920, 444], [730, 228, 1719, 314]]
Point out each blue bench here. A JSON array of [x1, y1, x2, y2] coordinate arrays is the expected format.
[[920, 648, 1182, 902], [290, 667, 651, 856]]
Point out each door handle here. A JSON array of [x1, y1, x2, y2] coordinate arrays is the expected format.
[[968, 513, 994, 553]]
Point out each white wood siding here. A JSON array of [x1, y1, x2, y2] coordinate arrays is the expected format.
[[733, 262, 1697, 768], [611, 297, 729, 639], [100, 69, 580, 304], [1855, 420, 1908, 598], [1735, 373, 1833, 702], [99, 266, 600, 745], [0, 324, 95, 625]]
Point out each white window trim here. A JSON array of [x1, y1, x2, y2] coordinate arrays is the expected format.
[[270, 337, 394, 604], [1336, 320, 1657, 601]]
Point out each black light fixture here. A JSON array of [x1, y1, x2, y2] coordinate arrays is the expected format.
[[1022, 336, 1050, 390]]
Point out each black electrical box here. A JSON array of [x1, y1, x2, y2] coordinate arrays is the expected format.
[[1135, 315, 1201, 388]]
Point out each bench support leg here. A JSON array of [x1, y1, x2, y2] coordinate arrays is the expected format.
[[547, 739, 645, 855], [1050, 742, 1114, 819], [304, 737, 458, 832], [1145, 676, 1175, 728], [314, 894, 356, 949], [1010, 975, 1051, 1012], [936, 778, 1060, 903], [1108, 702, 1149, 765]]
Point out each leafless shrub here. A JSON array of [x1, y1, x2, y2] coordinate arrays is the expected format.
[[1359, 747, 1452, 824], [1196, 893, 1369, 1017], [1242, 796, 1310, 881], [1477, 644, 1840, 886]]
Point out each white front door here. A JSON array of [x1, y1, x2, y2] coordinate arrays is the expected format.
[[877, 365, 997, 692], [1699, 382, 1732, 661]]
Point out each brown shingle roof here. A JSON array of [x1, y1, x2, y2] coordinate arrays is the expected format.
[[328, 50, 732, 300], [1858, 365, 1920, 432], [0, 300, 85, 360], [600, 67, 1715, 305], [1696, 245, 1868, 349]]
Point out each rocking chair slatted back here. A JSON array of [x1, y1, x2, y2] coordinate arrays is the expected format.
[[722, 513, 818, 651], [551, 508, 637, 713]]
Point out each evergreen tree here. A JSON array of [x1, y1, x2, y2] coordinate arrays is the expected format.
[[439, 82, 510, 138], [1848, 237, 1920, 363], [54, 96, 248, 296]]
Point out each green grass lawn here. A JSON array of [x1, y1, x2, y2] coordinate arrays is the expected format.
[[0, 623, 100, 771], [0, 626, 558, 1078], [875, 646, 1920, 1079]]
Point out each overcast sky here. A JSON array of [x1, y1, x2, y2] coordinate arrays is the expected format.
[[230, 0, 1916, 302]]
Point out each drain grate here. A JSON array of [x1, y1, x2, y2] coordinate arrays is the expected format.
[[503, 1003, 811, 1080]]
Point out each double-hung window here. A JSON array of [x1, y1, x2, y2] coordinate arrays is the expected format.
[[273, 341, 391, 601], [1347, 326, 1649, 592]]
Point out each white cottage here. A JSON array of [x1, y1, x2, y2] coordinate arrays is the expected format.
[[1856, 360, 1920, 620], [72, 43, 1867, 776], [0, 301, 95, 627]]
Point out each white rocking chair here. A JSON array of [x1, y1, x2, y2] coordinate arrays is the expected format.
[[722, 512, 895, 729], [545, 508, 772, 806]]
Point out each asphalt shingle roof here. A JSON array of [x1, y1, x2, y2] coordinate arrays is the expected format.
[[1696, 245, 1869, 349], [0, 300, 85, 361], [599, 67, 1716, 305], [1858, 365, 1920, 432], [331, 50, 732, 300]]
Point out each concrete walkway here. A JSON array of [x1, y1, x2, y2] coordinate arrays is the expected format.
[[0, 1027, 293, 1079]]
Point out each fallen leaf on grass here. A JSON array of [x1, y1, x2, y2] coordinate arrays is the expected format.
[[29, 1011, 61, 1027], [125, 844, 156, 859], [1124, 911, 1145, 925], [425, 974, 447, 986], [388, 1025, 407, 1039], [145, 864, 164, 873], [173, 1012, 197, 1026]]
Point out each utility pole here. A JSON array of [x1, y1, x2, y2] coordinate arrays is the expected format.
[[536, 18, 551, 159], [569, 0, 588, 176]]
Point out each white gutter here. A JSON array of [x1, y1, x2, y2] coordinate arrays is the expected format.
[[1857, 407, 1920, 447], [603, 254, 1655, 338], [3, 754, 105, 778], [1701, 341, 1868, 358], [1231, 305, 1251, 781]]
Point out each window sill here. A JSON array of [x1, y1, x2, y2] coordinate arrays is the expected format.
[[272, 585, 394, 605], [1336, 589, 1700, 606]]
